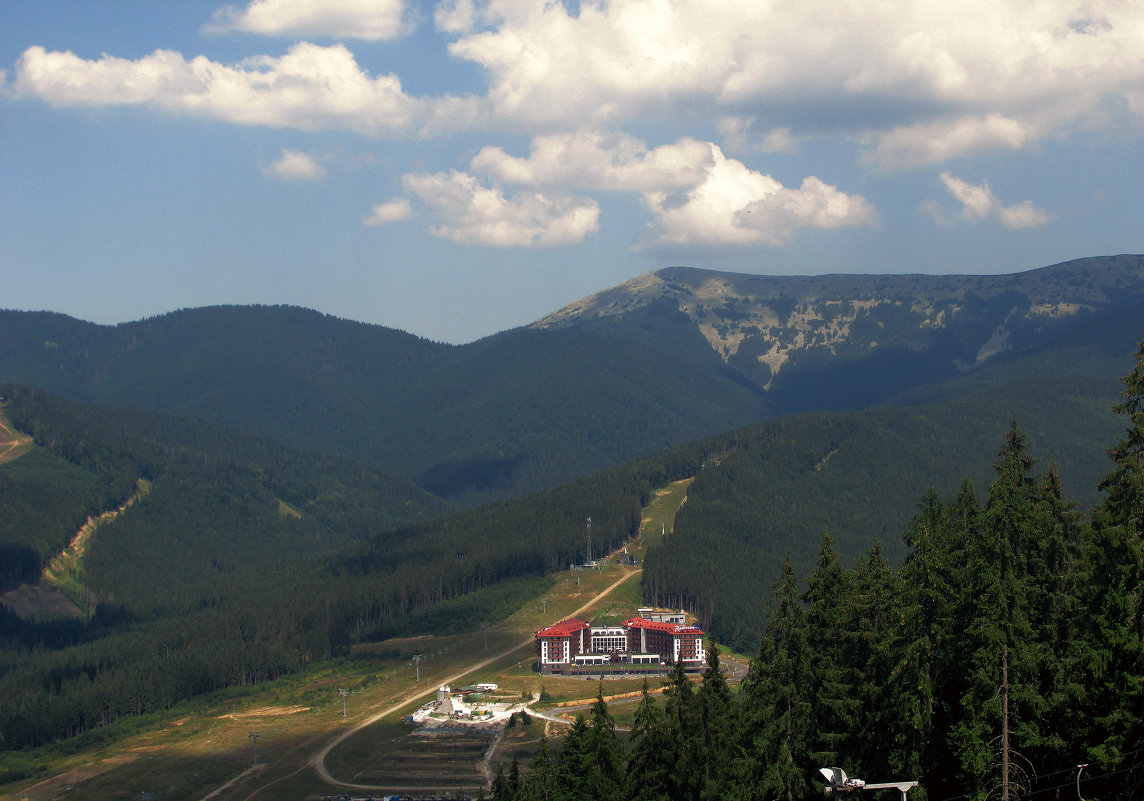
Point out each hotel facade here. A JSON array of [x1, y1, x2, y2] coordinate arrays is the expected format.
[[534, 608, 706, 673]]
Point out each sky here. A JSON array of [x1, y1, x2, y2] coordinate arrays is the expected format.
[[1, 1, 1141, 344]]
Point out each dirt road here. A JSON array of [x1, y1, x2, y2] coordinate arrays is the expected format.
[[231, 567, 640, 800]]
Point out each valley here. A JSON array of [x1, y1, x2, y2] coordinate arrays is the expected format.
[[2, 255, 1142, 800], [2, 510, 694, 800]]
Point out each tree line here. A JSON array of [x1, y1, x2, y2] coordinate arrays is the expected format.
[[501, 339, 1144, 801]]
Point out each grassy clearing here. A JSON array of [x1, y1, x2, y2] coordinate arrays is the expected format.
[[0, 405, 34, 466], [3, 478, 697, 801], [41, 478, 152, 613], [630, 477, 693, 558]]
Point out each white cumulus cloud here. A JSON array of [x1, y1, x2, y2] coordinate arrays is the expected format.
[[9, 43, 477, 137], [263, 148, 326, 180], [927, 172, 1054, 229], [362, 198, 412, 226], [641, 147, 878, 247], [206, 0, 410, 40], [402, 171, 599, 248], [470, 132, 877, 247], [443, 0, 1144, 166], [471, 131, 713, 192]]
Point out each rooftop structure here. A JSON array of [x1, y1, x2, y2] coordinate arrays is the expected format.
[[535, 614, 705, 673]]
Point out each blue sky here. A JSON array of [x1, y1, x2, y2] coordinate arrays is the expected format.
[[2, 0, 1141, 343]]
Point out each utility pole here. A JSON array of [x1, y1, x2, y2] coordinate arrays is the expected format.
[[339, 688, 348, 717], [586, 516, 592, 565], [541, 597, 548, 614], [249, 731, 260, 766]]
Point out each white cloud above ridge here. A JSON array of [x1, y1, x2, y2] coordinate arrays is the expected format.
[[471, 131, 714, 192], [9, 43, 479, 138], [926, 171, 1054, 230], [469, 132, 878, 247], [401, 171, 600, 248], [263, 148, 326, 181], [640, 149, 878, 248], [206, 0, 410, 40]]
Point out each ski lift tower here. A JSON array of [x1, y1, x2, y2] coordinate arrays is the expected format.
[[819, 767, 918, 800]]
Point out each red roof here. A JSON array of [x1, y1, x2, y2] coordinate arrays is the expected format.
[[536, 618, 591, 638], [623, 617, 704, 636]]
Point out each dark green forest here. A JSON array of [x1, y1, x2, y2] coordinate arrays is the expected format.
[[642, 322, 1135, 653], [0, 384, 681, 756], [1, 323, 1142, 798], [0, 305, 769, 505], [495, 340, 1144, 801]]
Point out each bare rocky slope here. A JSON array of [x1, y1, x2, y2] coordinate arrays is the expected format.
[[534, 254, 1144, 410]]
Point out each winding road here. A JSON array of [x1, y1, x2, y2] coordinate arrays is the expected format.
[[229, 567, 640, 800]]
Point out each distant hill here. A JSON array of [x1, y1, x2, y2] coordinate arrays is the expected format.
[[0, 384, 448, 609], [641, 303, 1144, 652], [536, 254, 1144, 412], [2, 255, 1140, 503], [0, 306, 770, 504]]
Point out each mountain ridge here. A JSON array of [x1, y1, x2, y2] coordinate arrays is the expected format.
[[2, 254, 1140, 503], [533, 254, 1144, 391]]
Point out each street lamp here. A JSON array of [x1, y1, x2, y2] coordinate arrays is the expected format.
[[819, 767, 918, 800]]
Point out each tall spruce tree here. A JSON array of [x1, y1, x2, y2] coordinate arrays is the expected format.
[[895, 488, 963, 801], [803, 533, 859, 771], [734, 556, 814, 801], [1082, 336, 1144, 797], [663, 657, 702, 801], [954, 422, 1045, 801], [697, 639, 734, 801], [1026, 462, 1088, 772], [848, 541, 905, 781], [585, 686, 624, 801], [625, 679, 674, 801], [556, 715, 592, 801], [518, 735, 565, 801]]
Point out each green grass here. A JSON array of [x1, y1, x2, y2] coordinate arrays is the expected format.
[[630, 477, 693, 558], [2, 478, 700, 800]]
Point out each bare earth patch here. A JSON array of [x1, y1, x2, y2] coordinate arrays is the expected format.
[[219, 705, 311, 720]]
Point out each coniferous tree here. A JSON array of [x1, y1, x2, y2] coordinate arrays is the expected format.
[[585, 686, 624, 801], [509, 753, 523, 799], [895, 488, 961, 800], [491, 764, 512, 801], [954, 422, 1045, 801], [556, 716, 592, 801], [735, 556, 814, 801], [625, 679, 673, 801], [663, 657, 702, 801], [847, 541, 905, 780], [1082, 336, 1144, 797], [696, 640, 733, 801], [1025, 462, 1088, 771], [803, 533, 858, 771], [518, 735, 565, 801]]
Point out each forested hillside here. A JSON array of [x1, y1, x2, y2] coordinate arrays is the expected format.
[[4, 256, 1140, 505], [643, 312, 1141, 652], [0, 305, 769, 505], [0, 385, 691, 752], [497, 340, 1144, 801]]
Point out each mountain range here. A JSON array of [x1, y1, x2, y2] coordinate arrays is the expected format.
[[3, 253, 1143, 756], [3, 254, 1141, 505]]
